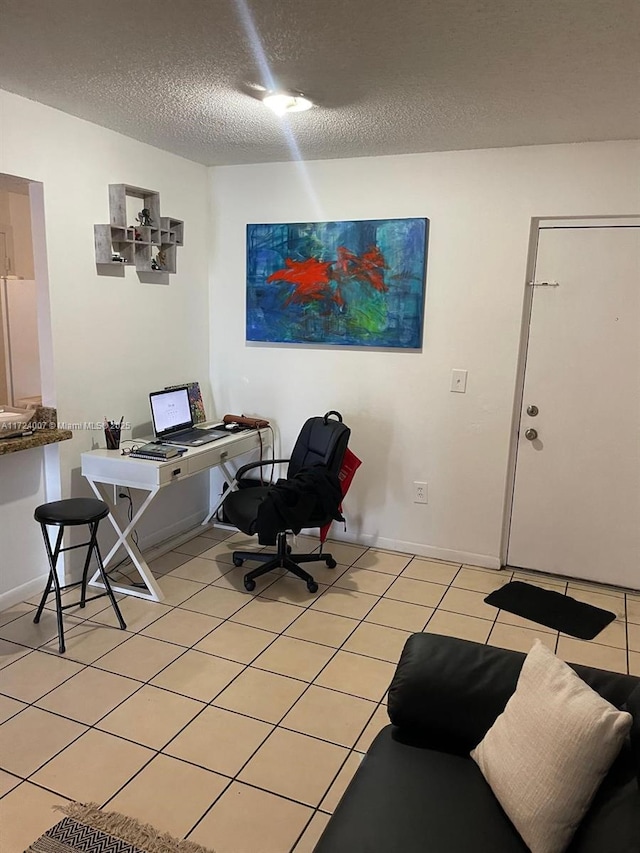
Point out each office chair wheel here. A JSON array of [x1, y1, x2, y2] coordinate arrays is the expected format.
[[233, 557, 244, 567], [306, 580, 319, 593], [326, 558, 337, 569], [244, 576, 256, 592]]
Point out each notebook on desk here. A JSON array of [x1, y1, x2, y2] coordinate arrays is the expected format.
[[149, 386, 226, 447]]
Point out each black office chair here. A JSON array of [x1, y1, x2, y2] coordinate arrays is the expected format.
[[224, 411, 350, 593]]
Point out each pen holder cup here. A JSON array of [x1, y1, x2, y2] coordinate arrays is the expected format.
[[105, 426, 121, 450]]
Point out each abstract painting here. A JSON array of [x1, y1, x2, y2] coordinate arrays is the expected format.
[[246, 218, 429, 348]]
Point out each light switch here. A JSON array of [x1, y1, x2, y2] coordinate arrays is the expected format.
[[450, 369, 468, 393]]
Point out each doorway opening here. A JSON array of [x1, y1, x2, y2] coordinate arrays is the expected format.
[[0, 173, 54, 414]]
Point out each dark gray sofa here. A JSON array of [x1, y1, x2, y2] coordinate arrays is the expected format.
[[314, 633, 640, 853]]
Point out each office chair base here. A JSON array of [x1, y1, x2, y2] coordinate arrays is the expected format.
[[241, 558, 318, 593], [232, 533, 336, 593]]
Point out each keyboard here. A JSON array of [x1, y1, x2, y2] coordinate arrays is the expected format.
[[161, 428, 225, 446]]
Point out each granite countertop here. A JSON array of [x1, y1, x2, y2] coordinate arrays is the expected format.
[[0, 428, 73, 456], [0, 406, 73, 456]]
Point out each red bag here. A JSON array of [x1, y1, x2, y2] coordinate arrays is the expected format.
[[320, 447, 362, 543]]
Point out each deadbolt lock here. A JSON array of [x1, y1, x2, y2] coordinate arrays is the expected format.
[[526, 405, 539, 417], [525, 428, 538, 441]]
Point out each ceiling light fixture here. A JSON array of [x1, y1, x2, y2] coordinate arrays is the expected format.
[[263, 92, 313, 116]]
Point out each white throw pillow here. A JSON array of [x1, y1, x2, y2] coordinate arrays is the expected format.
[[471, 639, 632, 853]]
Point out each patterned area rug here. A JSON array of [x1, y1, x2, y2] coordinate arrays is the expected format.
[[26, 803, 215, 853]]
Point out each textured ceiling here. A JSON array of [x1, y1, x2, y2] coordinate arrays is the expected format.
[[0, 0, 638, 166]]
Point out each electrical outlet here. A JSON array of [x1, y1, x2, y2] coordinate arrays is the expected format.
[[413, 481, 428, 504]]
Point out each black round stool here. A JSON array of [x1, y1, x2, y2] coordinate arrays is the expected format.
[[33, 498, 126, 653]]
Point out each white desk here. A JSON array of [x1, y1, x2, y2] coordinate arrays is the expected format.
[[81, 428, 270, 602]]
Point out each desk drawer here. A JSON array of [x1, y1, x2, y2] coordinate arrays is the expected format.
[[187, 432, 263, 475], [157, 459, 189, 485], [81, 451, 188, 488]]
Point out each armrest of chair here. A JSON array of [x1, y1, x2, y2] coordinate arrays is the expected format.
[[235, 458, 290, 481]]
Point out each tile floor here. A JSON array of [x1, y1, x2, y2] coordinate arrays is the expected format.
[[0, 526, 638, 852]]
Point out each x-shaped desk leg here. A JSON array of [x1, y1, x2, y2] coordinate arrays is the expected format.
[[85, 478, 164, 601]]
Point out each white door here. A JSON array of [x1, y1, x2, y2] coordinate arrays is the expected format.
[[507, 222, 640, 589]]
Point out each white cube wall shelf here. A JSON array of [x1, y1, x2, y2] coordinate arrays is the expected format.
[[94, 184, 184, 275]]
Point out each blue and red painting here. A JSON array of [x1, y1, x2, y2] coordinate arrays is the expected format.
[[246, 218, 429, 348]]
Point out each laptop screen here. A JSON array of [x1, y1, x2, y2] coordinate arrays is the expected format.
[[150, 387, 193, 437]]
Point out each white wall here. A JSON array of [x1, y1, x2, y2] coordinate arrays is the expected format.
[[0, 90, 211, 604], [0, 448, 49, 598], [209, 141, 640, 568]]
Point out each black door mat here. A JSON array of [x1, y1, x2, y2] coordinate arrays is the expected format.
[[484, 581, 616, 640]]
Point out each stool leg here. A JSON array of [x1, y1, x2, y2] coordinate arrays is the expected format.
[[79, 527, 95, 610], [89, 520, 126, 630], [35, 524, 66, 653], [33, 569, 54, 624]]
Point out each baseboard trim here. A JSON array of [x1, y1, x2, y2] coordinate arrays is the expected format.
[[136, 510, 208, 555], [0, 514, 210, 610], [0, 521, 501, 613], [327, 531, 501, 570], [0, 574, 49, 614], [63, 510, 210, 584]]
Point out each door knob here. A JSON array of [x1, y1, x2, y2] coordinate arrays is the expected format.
[[525, 428, 538, 441], [526, 405, 539, 417]]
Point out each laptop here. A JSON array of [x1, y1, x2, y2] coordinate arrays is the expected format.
[[149, 387, 225, 447]]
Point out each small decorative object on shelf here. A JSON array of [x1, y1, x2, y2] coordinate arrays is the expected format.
[[152, 249, 167, 270], [94, 184, 184, 276], [136, 208, 153, 227]]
